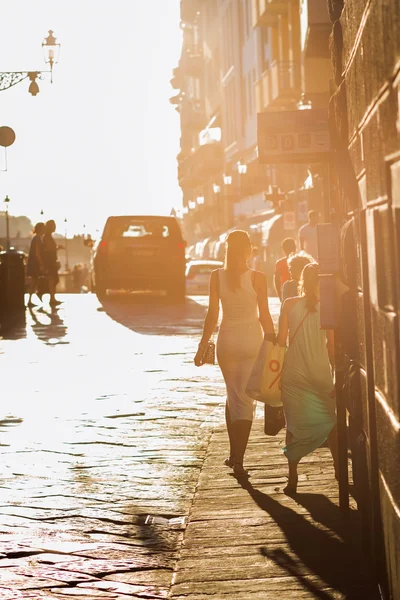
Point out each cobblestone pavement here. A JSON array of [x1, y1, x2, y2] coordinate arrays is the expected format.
[[170, 423, 378, 600], [0, 294, 279, 599], [0, 294, 376, 599]]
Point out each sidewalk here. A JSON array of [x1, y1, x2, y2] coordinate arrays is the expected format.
[[169, 418, 378, 600]]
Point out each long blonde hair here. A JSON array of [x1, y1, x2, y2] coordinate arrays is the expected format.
[[299, 262, 319, 312], [224, 230, 251, 291]]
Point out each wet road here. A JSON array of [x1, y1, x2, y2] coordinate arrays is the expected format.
[[0, 294, 279, 598]]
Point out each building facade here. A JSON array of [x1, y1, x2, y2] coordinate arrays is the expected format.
[[329, 1, 400, 598], [173, 1, 400, 594]]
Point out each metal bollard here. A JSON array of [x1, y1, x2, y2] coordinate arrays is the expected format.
[[0, 249, 26, 324]]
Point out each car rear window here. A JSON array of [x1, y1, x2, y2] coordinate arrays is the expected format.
[[187, 264, 219, 276], [104, 217, 182, 240]]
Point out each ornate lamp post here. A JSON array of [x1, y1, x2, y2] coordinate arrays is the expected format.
[[0, 30, 60, 95], [3, 195, 10, 250]]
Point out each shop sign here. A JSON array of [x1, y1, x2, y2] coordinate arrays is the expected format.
[[258, 109, 331, 164]]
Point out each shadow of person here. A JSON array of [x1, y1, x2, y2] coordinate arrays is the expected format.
[[238, 478, 378, 599], [28, 306, 68, 345], [99, 294, 207, 337]]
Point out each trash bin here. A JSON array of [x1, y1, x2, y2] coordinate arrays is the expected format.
[[0, 249, 26, 322]]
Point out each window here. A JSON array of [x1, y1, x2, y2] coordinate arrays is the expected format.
[[260, 27, 270, 72], [105, 218, 181, 240]]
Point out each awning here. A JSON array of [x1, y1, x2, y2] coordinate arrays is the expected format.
[[261, 214, 283, 246]]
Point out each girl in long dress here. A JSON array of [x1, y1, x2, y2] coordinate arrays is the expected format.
[[195, 230, 275, 477], [277, 263, 338, 494]]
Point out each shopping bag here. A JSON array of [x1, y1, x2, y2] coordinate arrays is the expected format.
[[246, 340, 286, 407], [264, 404, 285, 436]]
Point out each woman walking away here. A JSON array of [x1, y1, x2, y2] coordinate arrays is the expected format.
[[27, 222, 45, 307], [277, 263, 338, 494], [43, 220, 62, 307], [195, 230, 275, 477]]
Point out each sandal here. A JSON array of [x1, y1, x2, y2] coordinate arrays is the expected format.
[[283, 477, 298, 495], [223, 456, 235, 468], [233, 461, 250, 478]]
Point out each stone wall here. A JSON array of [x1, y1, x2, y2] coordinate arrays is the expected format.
[[328, 1, 400, 598]]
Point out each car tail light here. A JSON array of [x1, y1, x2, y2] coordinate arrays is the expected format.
[[177, 242, 185, 250]]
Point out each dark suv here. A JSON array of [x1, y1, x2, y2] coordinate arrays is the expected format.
[[92, 216, 186, 301]]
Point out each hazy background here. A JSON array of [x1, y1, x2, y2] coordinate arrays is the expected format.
[[0, 0, 182, 236]]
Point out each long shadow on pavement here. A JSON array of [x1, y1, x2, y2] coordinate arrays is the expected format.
[[28, 306, 69, 345], [239, 479, 378, 599], [99, 295, 207, 336]]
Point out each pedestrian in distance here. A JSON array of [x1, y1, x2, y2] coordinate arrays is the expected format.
[[27, 222, 46, 307], [43, 220, 62, 308], [251, 245, 262, 271], [194, 230, 275, 478], [298, 209, 319, 260], [274, 237, 296, 301], [281, 252, 312, 302], [277, 263, 338, 495]]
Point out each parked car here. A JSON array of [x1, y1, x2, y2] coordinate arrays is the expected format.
[[92, 215, 187, 301], [185, 260, 223, 295]]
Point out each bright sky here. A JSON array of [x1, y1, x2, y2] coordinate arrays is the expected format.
[[0, 0, 182, 236]]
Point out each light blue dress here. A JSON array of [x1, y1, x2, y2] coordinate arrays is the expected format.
[[281, 297, 336, 462]]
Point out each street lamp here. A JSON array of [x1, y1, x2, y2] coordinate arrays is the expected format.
[[196, 196, 205, 205], [213, 183, 221, 194], [188, 200, 196, 210], [42, 30, 60, 79], [223, 174, 232, 186], [3, 195, 10, 250], [0, 30, 61, 94]]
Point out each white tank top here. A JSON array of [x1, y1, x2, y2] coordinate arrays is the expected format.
[[218, 269, 259, 327]]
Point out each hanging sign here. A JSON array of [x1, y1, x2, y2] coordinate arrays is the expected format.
[[258, 109, 331, 164]]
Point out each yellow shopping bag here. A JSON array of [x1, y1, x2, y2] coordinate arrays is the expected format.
[[246, 341, 286, 407], [260, 343, 286, 406]]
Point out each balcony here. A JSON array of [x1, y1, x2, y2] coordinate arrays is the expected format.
[[180, 47, 203, 78], [178, 142, 224, 190], [170, 67, 182, 90], [300, 0, 331, 57], [252, 0, 287, 28], [270, 61, 301, 105], [180, 99, 206, 132], [255, 78, 264, 114], [180, 0, 200, 26], [256, 61, 301, 111]]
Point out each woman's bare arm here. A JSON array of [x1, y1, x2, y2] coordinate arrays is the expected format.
[[277, 299, 290, 347], [194, 269, 220, 366], [327, 330, 335, 367], [254, 271, 275, 339]]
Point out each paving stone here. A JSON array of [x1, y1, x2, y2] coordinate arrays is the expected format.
[[0, 296, 377, 599], [77, 579, 168, 597]]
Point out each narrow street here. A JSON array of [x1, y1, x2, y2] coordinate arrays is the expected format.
[[0, 295, 378, 599], [0, 294, 281, 598]]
